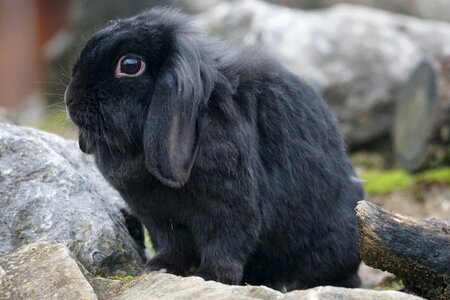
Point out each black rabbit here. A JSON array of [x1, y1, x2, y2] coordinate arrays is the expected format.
[[65, 7, 363, 291]]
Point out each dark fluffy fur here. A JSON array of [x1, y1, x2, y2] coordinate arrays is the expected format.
[[65, 7, 363, 291]]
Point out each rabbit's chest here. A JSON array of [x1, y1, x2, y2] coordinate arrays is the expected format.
[[95, 151, 148, 185], [118, 180, 197, 222]]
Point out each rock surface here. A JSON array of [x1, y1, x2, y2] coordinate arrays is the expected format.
[[110, 274, 422, 300], [0, 242, 424, 300], [266, 0, 450, 23], [197, 0, 450, 146], [0, 123, 145, 276], [0, 243, 97, 300]]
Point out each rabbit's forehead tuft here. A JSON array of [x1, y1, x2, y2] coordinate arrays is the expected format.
[[81, 31, 149, 66], [75, 10, 179, 76], [85, 21, 163, 54]]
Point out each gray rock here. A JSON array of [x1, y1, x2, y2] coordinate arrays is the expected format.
[[0, 123, 145, 276], [0, 242, 423, 300], [358, 263, 392, 289], [0, 266, 5, 281], [196, 0, 450, 145], [108, 272, 423, 300], [0, 242, 97, 300], [266, 0, 450, 23]]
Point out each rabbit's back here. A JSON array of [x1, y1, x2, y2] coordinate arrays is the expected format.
[[225, 59, 363, 289]]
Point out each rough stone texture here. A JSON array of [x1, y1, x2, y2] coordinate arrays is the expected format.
[[0, 123, 145, 276], [197, 0, 450, 146], [358, 263, 392, 289], [266, 0, 450, 23], [105, 272, 423, 300], [0, 243, 97, 300], [0, 242, 423, 300]]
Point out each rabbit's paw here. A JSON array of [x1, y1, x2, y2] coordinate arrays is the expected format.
[[194, 262, 243, 285], [145, 252, 193, 276]]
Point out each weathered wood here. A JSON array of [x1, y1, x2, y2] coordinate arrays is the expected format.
[[356, 200, 450, 299], [393, 61, 439, 171]]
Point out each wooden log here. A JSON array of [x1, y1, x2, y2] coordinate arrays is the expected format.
[[356, 200, 450, 299], [393, 61, 438, 172]]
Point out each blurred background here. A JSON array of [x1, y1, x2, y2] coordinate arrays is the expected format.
[[0, 0, 449, 222]]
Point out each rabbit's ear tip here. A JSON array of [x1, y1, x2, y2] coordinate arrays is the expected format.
[[145, 163, 189, 188], [163, 179, 185, 189], [154, 172, 187, 188]]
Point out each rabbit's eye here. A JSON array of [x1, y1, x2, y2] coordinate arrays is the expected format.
[[115, 55, 146, 78]]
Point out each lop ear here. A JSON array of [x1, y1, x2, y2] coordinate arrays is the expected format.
[[143, 35, 214, 188]]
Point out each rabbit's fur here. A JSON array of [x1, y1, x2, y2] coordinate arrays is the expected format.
[[65, 7, 363, 291]]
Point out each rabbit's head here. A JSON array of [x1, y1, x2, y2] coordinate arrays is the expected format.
[[65, 8, 216, 188]]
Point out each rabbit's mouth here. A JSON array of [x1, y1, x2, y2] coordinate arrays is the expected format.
[[66, 105, 100, 133], [65, 95, 101, 133], [77, 126, 120, 155], [65, 80, 100, 131]]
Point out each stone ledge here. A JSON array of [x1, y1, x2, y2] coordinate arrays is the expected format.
[[0, 242, 423, 300]]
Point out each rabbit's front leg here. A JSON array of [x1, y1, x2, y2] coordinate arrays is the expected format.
[[144, 219, 199, 276], [192, 194, 261, 285]]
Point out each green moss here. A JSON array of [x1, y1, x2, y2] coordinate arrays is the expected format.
[[359, 167, 450, 195], [108, 275, 136, 281], [373, 276, 404, 291], [360, 170, 413, 195], [415, 168, 450, 184]]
